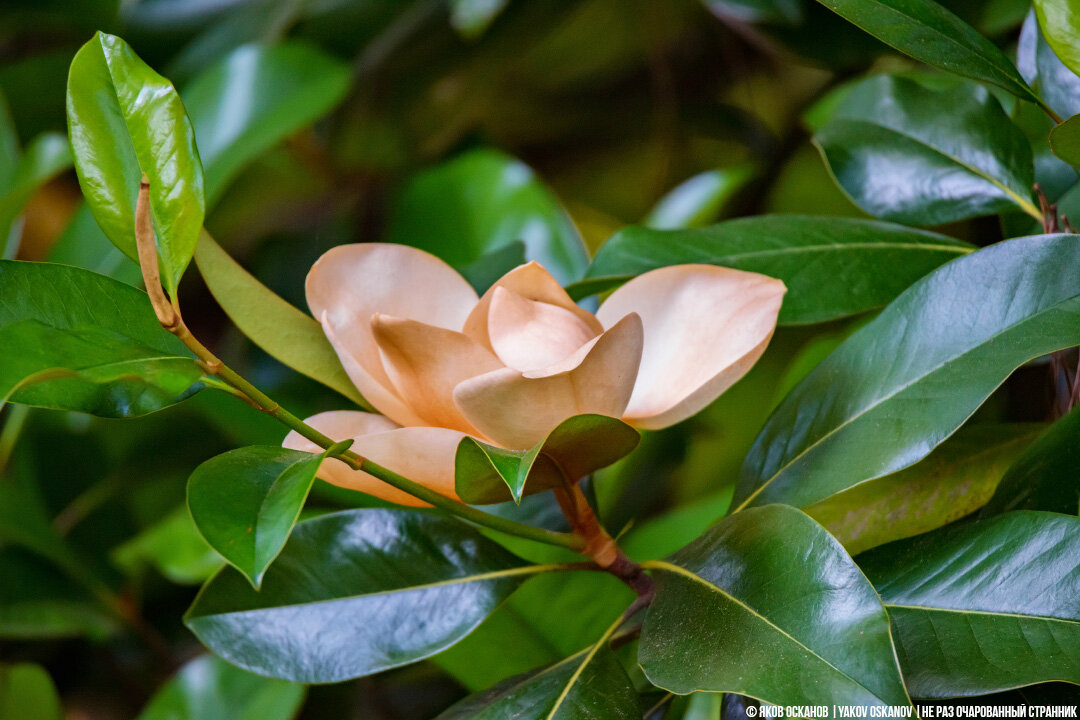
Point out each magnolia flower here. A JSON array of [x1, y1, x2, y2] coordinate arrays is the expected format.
[[284, 243, 785, 506]]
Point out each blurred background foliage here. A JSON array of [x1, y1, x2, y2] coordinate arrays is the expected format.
[[0, 0, 1066, 716]]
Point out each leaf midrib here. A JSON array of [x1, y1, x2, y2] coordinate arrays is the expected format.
[[886, 602, 1080, 624]]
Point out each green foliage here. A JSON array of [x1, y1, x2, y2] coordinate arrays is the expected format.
[[0, 663, 62, 720]]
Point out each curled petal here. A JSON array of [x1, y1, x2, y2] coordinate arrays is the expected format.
[[487, 286, 597, 372], [283, 410, 463, 506], [372, 315, 503, 434], [306, 244, 478, 423], [453, 313, 643, 449], [596, 265, 785, 429], [462, 261, 602, 350]]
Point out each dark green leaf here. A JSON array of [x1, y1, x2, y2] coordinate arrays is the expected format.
[[1051, 113, 1080, 167], [644, 167, 753, 230], [456, 414, 640, 504], [735, 234, 1080, 511], [0, 663, 62, 720], [814, 75, 1038, 225], [1034, 0, 1080, 80], [0, 260, 202, 416], [805, 424, 1041, 554], [982, 405, 1080, 515], [639, 505, 910, 707], [574, 215, 971, 324], [437, 646, 640, 719], [185, 508, 554, 683], [136, 654, 305, 720], [0, 132, 71, 259], [188, 446, 323, 588], [387, 148, 589, 286], [862, 511, 1080, 697], [182, 42, 351, 207], [66, 32, 205, 295], [814, 0, 1042, 105], [1018, 11, 1080, 120], [193, 232, 369, 407], [456, 241, 527, 294], [113, 506, 224, 585]]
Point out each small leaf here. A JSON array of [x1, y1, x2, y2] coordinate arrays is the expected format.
[[981, 404, 1080, 515], [185, 508, 557, 683], [735, 234, 1080, 511], [1051, 113, 1080, 167], [814, 0, 1043, 106], [1034, 0, 1080, 80], [814, 75, 1037, 225], [574, 215, 971, 324], [136, 654, 305, 720], [387, 148, 589, 286], [436, 646, 640, 719], [639, 505, 911, 707], [66, 32, 205, 295], [188, 446, 324, 588], [455, 414, 640, 504], [193, 232, 369, 408], [805, 424, 1041, 555], [644, 167, 754, 230], [113, 507, 225, 586], [0, 663, 62, 720], [862, 511, 1080, 697]]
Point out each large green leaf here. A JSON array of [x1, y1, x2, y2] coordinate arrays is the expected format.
[[456, 414, 640, 504], [639, 505, 911, 707], [0, 663, 62, 720], [574, 215, 971, 324], [0, 260, 202, 416], [182, 42, 350, 206], [436, 646, 640, 719], [734, 234, 1080, 511], [981, 405, 1080, 515], [814, 75, 1038, 225], [185, 508, 561, 683], [805, 424, 1041, 555], [188, 446, 324, 588], [136, 654, 305, 720], [0, 132, 71, 259], [862, 511, 1080, 697], [386, 148, 589, 285], [192, 232, 368, 407], [66, 32, 205, 295], [1034, 0, 1080, 80], [814, 0, 1042, 106]]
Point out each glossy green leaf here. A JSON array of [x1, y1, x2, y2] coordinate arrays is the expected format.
[[437, 646, 640, 719], [193, 232, 368, 407], [188, 445, 324, 588], [814, 0, 1042, 106], [862, 511, 1080, 697], [113, 506, 224, 585], [644, 167, 753, 230], [136, 654, 304, 720], [1051, 114, 1080, 167], [805, 424, 1041, 555], [982, 405, 1080, 515], [575, 215, 971, 324], [0, 663, 62, 720], [0, 548, 115, 639], [387, 148, 589, 286], [0, 261, 202, 417], [182, 42, 350, 206], [814, 75, 1038, 225], [735, 234, 1080, 511], [185, 508, 554, 683], [1034, 0, 1080, 80], [456, 414, 640, 504], [66, 32, 205, 295], [639, 505, 911, 707], [0, 132, 71, 259], [1017, 11, 1080, 120]]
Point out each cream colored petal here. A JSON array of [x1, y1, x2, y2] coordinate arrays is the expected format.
[[283, 410, 463, 506], [487, 286, 597, 373], [595, 264, 785, 430], [306, 243, 479, 423], [462, 261, 602, 350], [372, 314, 504, 434], [453, 313, 643, 449]]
